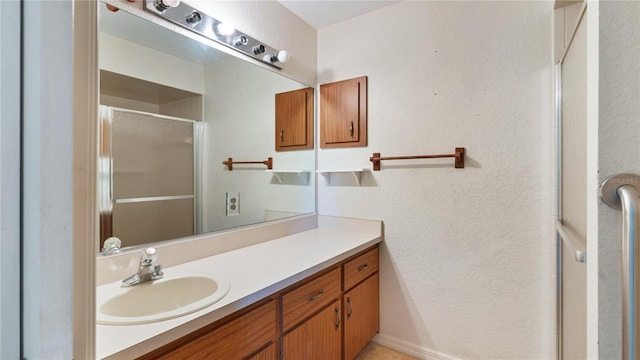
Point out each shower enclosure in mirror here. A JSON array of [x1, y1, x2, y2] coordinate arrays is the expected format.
[[98, 2, 315, 251]]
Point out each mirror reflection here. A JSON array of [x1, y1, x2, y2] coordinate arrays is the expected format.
[[98, 4, 316, 252]]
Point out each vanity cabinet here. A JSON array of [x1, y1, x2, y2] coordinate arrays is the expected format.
[[275, 87, 314, 151], [139, 299, 277, 360], [138, 245, 379, 360], [281, 268, 342, 359], [282, 300, 342, 359], [342, 246, 380, 360], [320, 76, 368, 148]]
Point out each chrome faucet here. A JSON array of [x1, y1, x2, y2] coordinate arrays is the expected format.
[[122, 247, 164, 287]]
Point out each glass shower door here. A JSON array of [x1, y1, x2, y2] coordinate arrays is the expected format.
[[100, 107, 197, 248]]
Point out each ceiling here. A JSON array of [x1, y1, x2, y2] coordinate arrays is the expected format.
[[277, 1, 400, 29]]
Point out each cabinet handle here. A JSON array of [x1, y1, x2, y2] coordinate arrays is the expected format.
[[349, 121, 354, 137], [335, 306, 340, 329], [280, 129, 284, 142], [306, 289, 324, 302], [347, 297, 353, 319], [357, 263, 369, 272]]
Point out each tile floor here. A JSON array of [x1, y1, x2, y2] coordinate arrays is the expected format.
[[355, 343, 419, 360]]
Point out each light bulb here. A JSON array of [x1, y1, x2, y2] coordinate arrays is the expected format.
[[264, 50, 290, 64], [154, 0, 180, 12], [275, 50, 289, 63], [216, 22, 235, 36]]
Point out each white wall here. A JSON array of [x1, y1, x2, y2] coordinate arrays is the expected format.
[[0, 1, 21, 358], [202, 58, 315, 232], [99, 33, 205, 94], [593, 1, 640, 358], [317, 2, 553, 358]]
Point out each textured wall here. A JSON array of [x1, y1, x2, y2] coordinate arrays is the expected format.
[[595, 1, 640, 358], [317, 2, 553, 358]]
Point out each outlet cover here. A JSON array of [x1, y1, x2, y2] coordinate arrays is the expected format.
[[226, 192, 240, 216]]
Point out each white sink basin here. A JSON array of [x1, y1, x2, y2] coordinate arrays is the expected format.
[[96, 272, 230, 325]]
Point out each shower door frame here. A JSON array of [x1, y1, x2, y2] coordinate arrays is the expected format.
[[98, 106, 203, 250], [555, 2, 588, 359]]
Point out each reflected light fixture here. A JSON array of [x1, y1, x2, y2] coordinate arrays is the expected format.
[[215, 22, 235, 36], [143, 0, 289, 68], [264, 50, 289, 64], [153, 0, 180, 12]]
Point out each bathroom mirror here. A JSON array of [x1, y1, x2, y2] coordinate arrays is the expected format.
[[97, 3, 315, 252]]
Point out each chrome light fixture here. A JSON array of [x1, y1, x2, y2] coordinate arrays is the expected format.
[[264, 50, 289, 64], [153, 0, 180, 12], [143, 0, 289, 69]]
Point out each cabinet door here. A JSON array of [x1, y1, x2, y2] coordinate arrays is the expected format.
[[275, 87, 314, 151], [247, 343, 277, 360], [320, 76, 367, 148], [343, 273, 379, 360], [282, 300, 342, 360]]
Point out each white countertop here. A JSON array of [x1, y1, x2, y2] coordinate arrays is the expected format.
[[97, 220, 382, 359]]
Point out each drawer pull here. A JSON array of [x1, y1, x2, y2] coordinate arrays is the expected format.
[[357, 263, 369, 272], [306, 289, 324, 302], [335, 306, 340, 329], [346, 297, 353, 319]]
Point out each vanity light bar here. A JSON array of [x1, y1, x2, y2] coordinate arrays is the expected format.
[[143, 0, 287, 69]]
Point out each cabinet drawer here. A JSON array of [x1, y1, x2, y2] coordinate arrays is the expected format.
[[151, 300, 277, 360], [282, 267, 341, 332], [343, 246, 379, 291]]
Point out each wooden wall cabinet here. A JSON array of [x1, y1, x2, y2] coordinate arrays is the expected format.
[[275, 87, 314, 151], [320, 76, 367, 148], [140, 245, 379, 360]]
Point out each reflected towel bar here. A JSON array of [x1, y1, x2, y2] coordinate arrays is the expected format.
[[223, 157, 273, 171], [369, 148, 465, 170], [601, 173, 640, 360]]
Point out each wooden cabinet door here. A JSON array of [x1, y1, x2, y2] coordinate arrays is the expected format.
[[320, 76, 367, 148], [343, 273, 379, 360], [282, 300, 342, 360], [275, 87, 314, 151], [247, 343, 277, 360]]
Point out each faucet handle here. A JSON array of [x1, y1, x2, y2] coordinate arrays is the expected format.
[[140, 247, 159, 266]]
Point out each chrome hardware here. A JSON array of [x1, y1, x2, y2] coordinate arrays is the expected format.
[[143, 0, 287, 68], [101, 236, 121, 254], [306, 289, 324, 302], [346, 297, 353, 319], [335, 306, 340, 329], [185, 11, 201, 25], [121, 247, 164, 286], [600, 173, 640, 360], [233, 35, 248, 47], [252, 44, 265, 55], [153, 0, 179, 12], [280, 129, 284, 142], [349, 121, 354, 137], [357, 263, 369, 272]]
